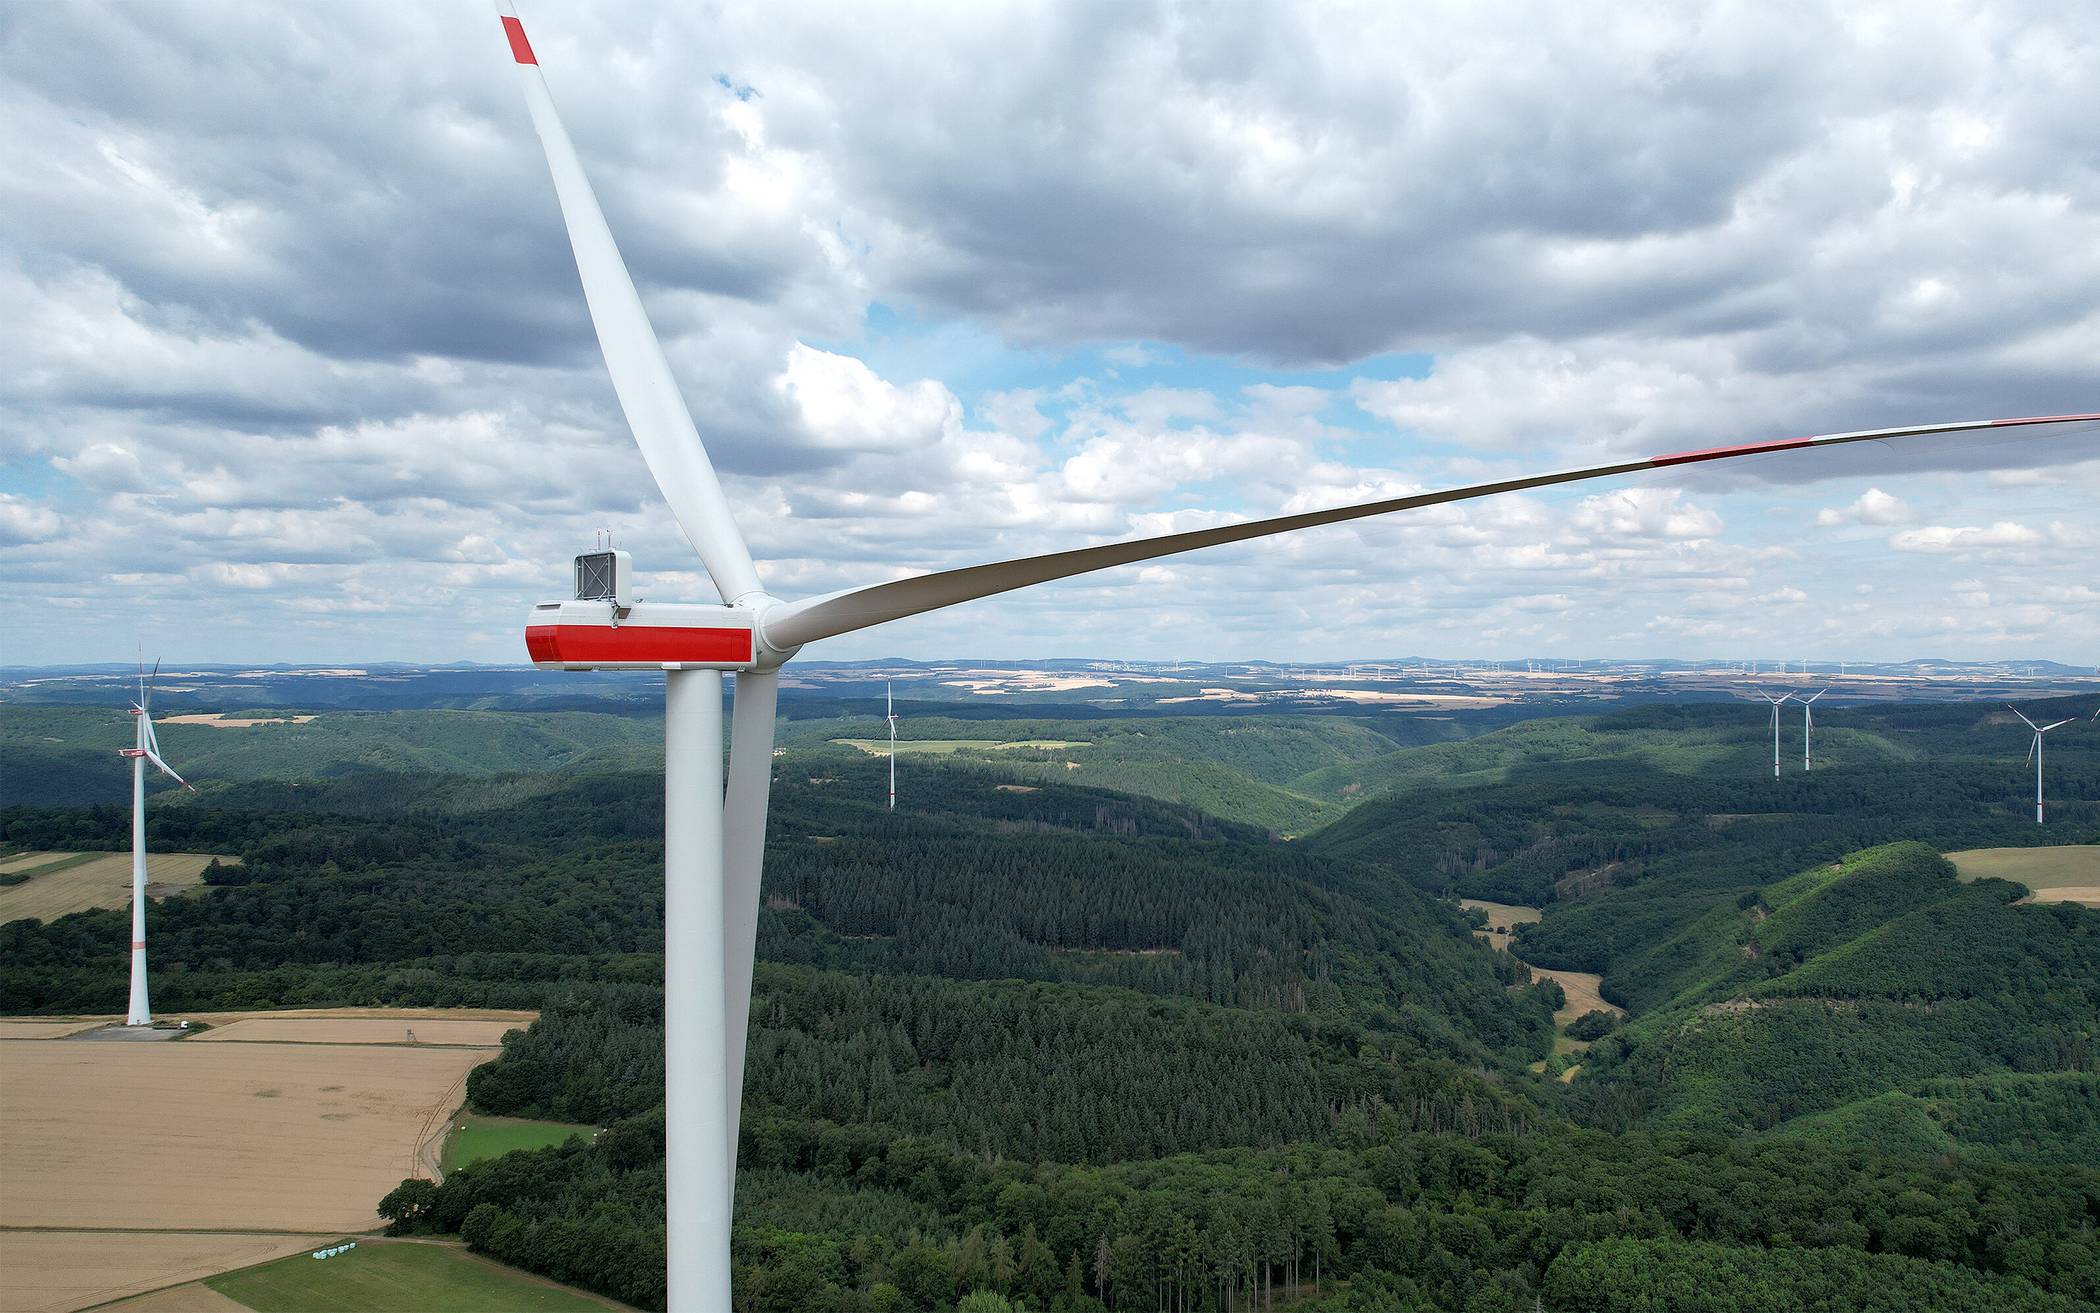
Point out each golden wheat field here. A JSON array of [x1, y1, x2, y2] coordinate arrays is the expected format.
[[0, 852, 230, 925]]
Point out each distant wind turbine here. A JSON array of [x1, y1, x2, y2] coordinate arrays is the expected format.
[[1800, 689, 1829, 771], [885, 681, 897, 811], [118, 661, 193, 1026], [1759, 692, 1793, 779], [2009, 707, 2073, 824]]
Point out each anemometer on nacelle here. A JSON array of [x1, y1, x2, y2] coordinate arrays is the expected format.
[[525, 547, 756, 672]]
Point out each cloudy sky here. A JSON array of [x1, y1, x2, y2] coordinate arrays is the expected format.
[[3, 1, 2096, 667]]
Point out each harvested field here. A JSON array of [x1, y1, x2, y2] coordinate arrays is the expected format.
[[1460, 898, 1542, 942], [1949, 845, 2100, 905], [194, 1016, 525, 1047], [0, 1020, 103, 1040], [0, 1231, 315, 1313], [0, 1042, 485, 1231], [102, 1283, 252, 1313], [0, 851, 77, 874], [0, 852, 228, 925], [157, 713, 317, 728], [1533, 966, 1623, 1023], [1462, 899, 1622, 1077], [2028, 886, 2100, 906]]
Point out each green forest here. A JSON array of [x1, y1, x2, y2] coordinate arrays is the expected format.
[[3, 692, 2096, 1311]]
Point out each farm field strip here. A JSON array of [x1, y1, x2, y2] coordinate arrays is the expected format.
[[1948, 845, 2100, 905], [0, 1230, 319, 1313], [192, 1017, 523, 1047], [0, 1042, 487, 1232], [0, 853, 230, 926]]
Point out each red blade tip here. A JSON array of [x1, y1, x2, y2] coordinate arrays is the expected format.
[[502, 15, 537, 65]]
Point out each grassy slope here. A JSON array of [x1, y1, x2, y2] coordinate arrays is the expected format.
[[207, 1242, 617, 1312]]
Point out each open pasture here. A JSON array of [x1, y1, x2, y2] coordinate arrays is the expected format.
[[442, 1114, 597, 1171], [204, 1241, 624, 1313], [0, 1039, 485, 1231], [1948, 845, 2100, 906], [0, 851, 228, 925], [0, 1232, 316, 1313]]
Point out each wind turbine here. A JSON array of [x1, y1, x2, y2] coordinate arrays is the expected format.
[[1759, 692, 1793, 779], [118, 661, 193, 1026], [491, 12, 2098, 1307], [1800, 688, 1829, 771], [2009, 706, 2073, 824], [885, 680, 897, 811]]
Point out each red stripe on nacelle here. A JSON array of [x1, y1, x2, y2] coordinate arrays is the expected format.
[[526, 624, 753, 666], [1649, 437, 1814, 467], [502, 15, 537, 65]]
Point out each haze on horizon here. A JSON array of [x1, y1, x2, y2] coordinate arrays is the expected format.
[[2, 2, 2096, 668]]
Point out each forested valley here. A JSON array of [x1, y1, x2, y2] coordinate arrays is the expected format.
[[3, 693, 2095, 1311]]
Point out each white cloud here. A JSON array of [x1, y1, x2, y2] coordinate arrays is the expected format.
[[1889, 521, 2042, 552], [1815, 487, 1913, 526]]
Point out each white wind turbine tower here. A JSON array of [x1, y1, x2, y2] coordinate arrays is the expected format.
[[885, 681, 897, 811], [491, 12, 2099, 1306], [2009, 707, 2073, 825], [1759, 692, 1793, 779], [1800, 689, 1829, 771], [119, 661, 193, 1026]]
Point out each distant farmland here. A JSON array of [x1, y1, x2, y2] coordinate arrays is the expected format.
[[0, 1009, 523, 1312], [1948, 845, 2100, 906], [0, 851, 228, 925]]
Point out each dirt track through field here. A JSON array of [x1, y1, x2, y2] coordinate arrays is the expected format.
[[0, 853, 228, 926]]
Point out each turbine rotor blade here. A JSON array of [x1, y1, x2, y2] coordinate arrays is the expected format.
[[2008, 706, 2040, 730], [2040, 718, 2073, 733], [143, 749, 191, 790], [763, 412, 2099, 648], [721, 668, 780, 1172], [498, 10, 762, 605]]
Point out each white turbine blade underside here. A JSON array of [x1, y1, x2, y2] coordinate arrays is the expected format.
[[499, 10, 762, 605], [143, 750, 189, 789], [2009, 707, 2040, 730], [2041, 719, 2073, 733], [721, 668, 780, 1169], [763, 413, 2098, 649]]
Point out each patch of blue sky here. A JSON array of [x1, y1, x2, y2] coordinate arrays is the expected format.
[[818, 302, 1436, 443]]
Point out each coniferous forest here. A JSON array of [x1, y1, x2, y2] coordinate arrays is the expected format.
[[4, 691, 2097, 1311]]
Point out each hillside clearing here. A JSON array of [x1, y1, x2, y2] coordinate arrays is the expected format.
[[1947, 845, 2100, 905], [0, 852, 229, 925]]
